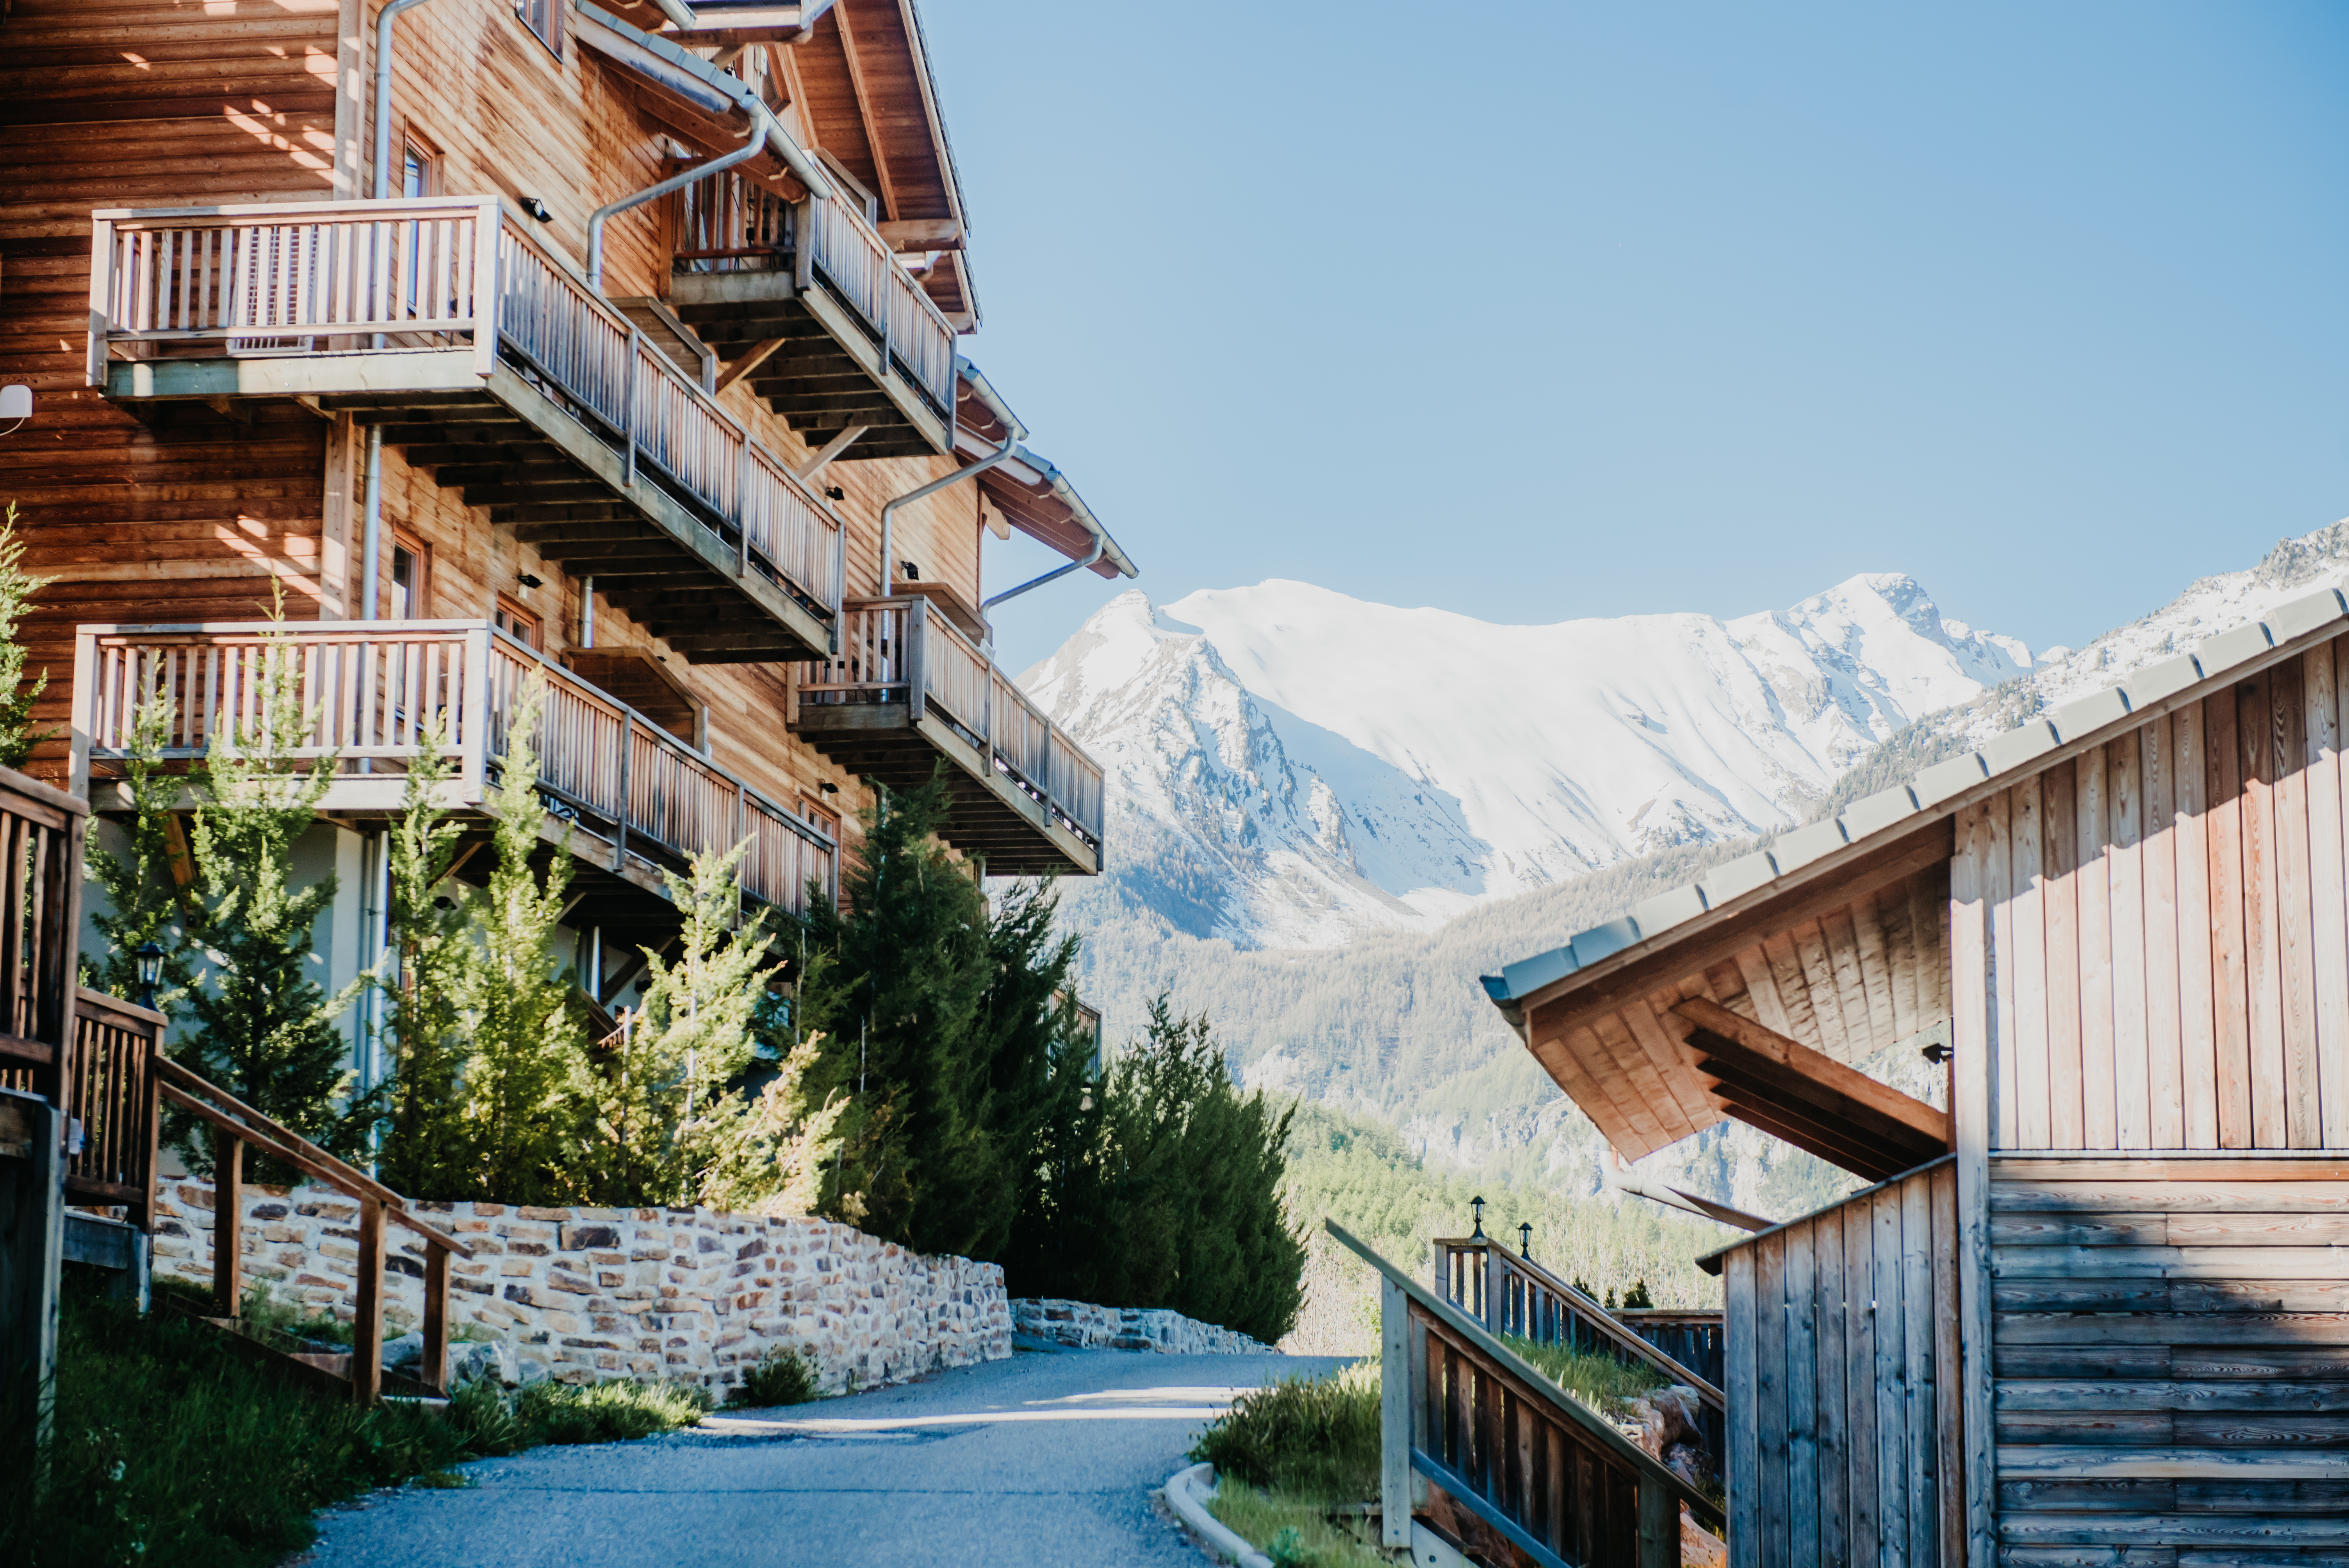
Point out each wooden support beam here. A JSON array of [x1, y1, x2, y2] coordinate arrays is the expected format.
[[831, 0, 900, 221], [212, 1128, 242, 1316], [351, 1196, 384, 1405], [1691, 1044, 1946, 1162], [713, 338, 787, 394], [1673, 996, 1950, 1147], [794, 423, 867, 478]]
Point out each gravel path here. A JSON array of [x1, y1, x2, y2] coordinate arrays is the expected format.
[[305, 1345, 1351, 1567]]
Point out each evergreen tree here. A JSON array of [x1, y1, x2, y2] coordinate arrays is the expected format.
[[173, 603, 369, 1168], [1010, 997, 1306, 1345], [800, 772, 991, 1249], [0, 503, 54, 770], [371, 721, 473, 1195], [448, 676, 585, 1203], [584, 837, 790, 1205], [82, 665, 195, 1020]]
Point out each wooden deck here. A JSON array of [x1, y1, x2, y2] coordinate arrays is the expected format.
[[70, 619, 837, 942], [791, 597, 1103, 876], [86, 196, 846, 665]]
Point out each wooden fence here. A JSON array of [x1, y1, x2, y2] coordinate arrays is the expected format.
[[158, 1057, 472, 1401], [1332, 1221, 1719, 1568], [0, 769, 88, 1113], [71, 620, 838, 918], [1707, 1154, 1963, 1568], [62, 989, 165, 1222]]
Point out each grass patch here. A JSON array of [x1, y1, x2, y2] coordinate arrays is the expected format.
[[1502, 1335, 1666, 1420], [729, 1347, 821, 1408], [0, 1279, 711, 1568], [1205, 1486, 1394, 1568], [1190, 1360, 1379, 1500]]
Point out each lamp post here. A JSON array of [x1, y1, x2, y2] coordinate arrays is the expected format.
[[1469, 1195, 1485, 1240], [134, 941, 164, 1009], [1518, 1221, 1533, 1259]]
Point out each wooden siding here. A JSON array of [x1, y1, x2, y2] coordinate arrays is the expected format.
[[1522, 853, 1952, 1161], [1993, 1157, 2349, 1562], [1720, 1157, 1964, 1568], [0, 0, 998, 834], [1975, 631, 2349, 1150]]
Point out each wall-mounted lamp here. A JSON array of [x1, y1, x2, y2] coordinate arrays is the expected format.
[[133, 940, 164, 1008], [519, 196, 554, 223], [824, 486, 845, 501], [517, 573, 543, 590], [818, 781, 839, 796], [900, 562, 921, 582], [0, 384, 30, 438]]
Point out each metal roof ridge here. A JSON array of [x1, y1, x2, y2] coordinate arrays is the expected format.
[[1480, 581, 2349, 1019]]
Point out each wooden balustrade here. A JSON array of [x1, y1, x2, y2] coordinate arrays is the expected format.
[[72, 620, 838, 920], [0, 769, 89, 1112], [804, 190, 957, 418], [1331, 1221, 1718, 1568], [89, 198, 843, 620], [797, 597, 1107, 848], [157, 1056, 474, 1401], [62, 989, 165, 1221]]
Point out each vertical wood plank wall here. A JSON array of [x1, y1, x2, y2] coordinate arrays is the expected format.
[[1723, 1158, 1963, 1568], [1991, 1156, 2349, 1562], [1983, 633, 2349, 1150]]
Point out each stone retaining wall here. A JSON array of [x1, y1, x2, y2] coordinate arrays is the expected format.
[[150, 1179, 1011, 1395], [1010, 1297, 1276, 1355]]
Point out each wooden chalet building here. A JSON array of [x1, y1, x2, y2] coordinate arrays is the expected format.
[[1483, 587, 2349, 1566], [0, 2, 1131, 1041]]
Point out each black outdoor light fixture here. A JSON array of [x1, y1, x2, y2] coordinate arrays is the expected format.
[[133, 941, 164, 1008], [818, 781, 839, 796], [517, 573, 543, 590], [1469, 1194, 1486, 1240], [1518, 1221, 1533, 1258], [520, 196, 554, 223]]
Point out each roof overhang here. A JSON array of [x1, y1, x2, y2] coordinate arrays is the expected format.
[[952, 362, 1135, 582], [1482, 579, 2349, 1176]]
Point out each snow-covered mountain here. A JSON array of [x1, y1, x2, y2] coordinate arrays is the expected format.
[[1022, 574, 2035, 949]]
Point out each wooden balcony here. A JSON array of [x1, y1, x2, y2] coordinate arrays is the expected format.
[[792, 599, 1105, 876], [70, 620, 836, 944], [667, 171, 958, 460], [86, 196, 845, 665]]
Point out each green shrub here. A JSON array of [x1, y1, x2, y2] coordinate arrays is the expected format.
[[451, 1376, 713, 1452], [1188, 1362, 1379, 1501], [730, 1347, 821, 1407], [1504, 1335, 1666, 1419]]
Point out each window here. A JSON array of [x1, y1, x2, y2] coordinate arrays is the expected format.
[[495, 596, 542, 650], [389, 530, 431, 620], [400, 138, 439, 200], [515, 0, 562, 55], [801, 798, 840, 843]]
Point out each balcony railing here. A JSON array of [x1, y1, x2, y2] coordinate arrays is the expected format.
[[87, 196, 845, 622], [800, 597, 1106, 850], [672, 170, 957, 421], [70, 620, 836, 918]]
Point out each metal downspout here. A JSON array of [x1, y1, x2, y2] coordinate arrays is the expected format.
[[878, 434, 1020, 597], [588, 121, 764, 294], [372, 0, 447, 199], [981, 530, 1104, 614], [360, 424, 385, 621]]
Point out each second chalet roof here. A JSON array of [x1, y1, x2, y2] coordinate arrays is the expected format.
[[954, 362, 1137, 583], [1479, 584, 2349, 1164]]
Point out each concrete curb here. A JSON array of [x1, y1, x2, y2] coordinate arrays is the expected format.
[[1162, 1462, 1273, 1568]]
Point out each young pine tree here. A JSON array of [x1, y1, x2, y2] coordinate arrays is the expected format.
[[175, 602, 370, 1165], [449, 676, 587, 1203], [82, 665, 196, 1021], [0, 503, 55, 770], [800, 772, 991, 1252], [371, 720, 474, 1196]]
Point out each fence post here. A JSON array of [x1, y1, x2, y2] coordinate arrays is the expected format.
[[212, 1130, 243, 1317], [613, 711, 633, 873], [1484, 1242, 1502, 1336], [1638, 1476, 1677, 1568], [622, 330, 641, 490], [734, 433, 752, 577], [460, 627, 492, 804], [422, 1244, 448, 1395], [351, 1194, 384, 1404], [1381, 1275, 1411, 1548], [86, 219, 115, 389], [472, 200, 501, 379]]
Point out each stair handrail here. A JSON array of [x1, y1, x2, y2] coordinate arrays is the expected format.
[[1328, 1217, 1720, 1568], [1435, 1233, 1726, 1411]]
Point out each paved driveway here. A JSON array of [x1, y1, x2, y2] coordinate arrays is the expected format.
[[307, 1346, 1351, 1567]]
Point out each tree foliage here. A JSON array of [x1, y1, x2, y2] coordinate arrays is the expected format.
[[82, 665, 195, 1021], [0, 502, 53, 770]]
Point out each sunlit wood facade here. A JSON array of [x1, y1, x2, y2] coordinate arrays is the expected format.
[[0, 1, 1133, 1019]]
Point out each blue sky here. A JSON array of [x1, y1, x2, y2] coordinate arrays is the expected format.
[[930, 3, 2349, 677]]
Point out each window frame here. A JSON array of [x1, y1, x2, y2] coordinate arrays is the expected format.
[[389, 528, 432, 621], [494, 595, 543, 650], [513, 0, 564, 59]]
